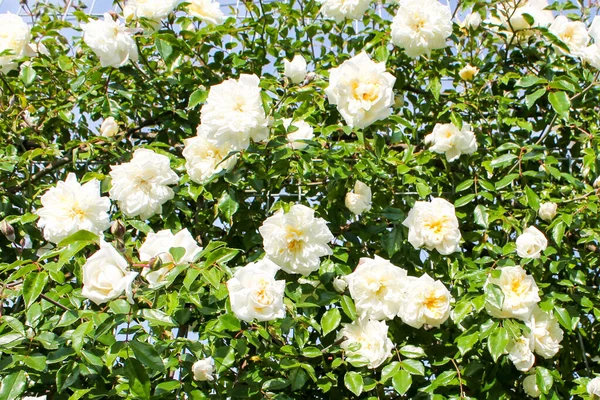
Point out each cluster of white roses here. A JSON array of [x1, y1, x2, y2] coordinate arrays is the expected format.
[[336, 256, 452, 368], [484, 265, 563, 372]]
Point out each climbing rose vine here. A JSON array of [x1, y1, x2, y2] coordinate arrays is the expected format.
[[2, 0, 600, 399]]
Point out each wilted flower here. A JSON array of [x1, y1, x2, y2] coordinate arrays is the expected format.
[[337, 319, 394, 369], [81, 13, 138, 68], [325, 52, 395, 129], [200, 74, 269, 151], [183, 126, 238, 184], [187, 0, 226, 25], [390, 0, 452, 58], [425, 123, 477, 162], [226, 258, 286, 322], [0, 13, 33, 73], [399, 273, 452, 329], [259, 204, 334, 275], [538, 202, 557, 222], [402, 198, 461, 255], [36, 173, 111, 244], [516, 226, 547, 259], [319, 0, 371, 22], [345, 181, 372, 216], [283, 118, 314, 150], [81, 241, 138, 305], [100, 117, 119, 137], [283, 54, 307, 84], [485, 266, 540, 321], [109, 148, 179, 219], [192, 357, 215, 381], [346, 256, 408, 320]]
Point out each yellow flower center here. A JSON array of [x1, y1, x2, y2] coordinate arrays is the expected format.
[[509, 276, 526, 296], [351, 80, 380, 103], [69, 206, 86, 220], [285, 226, 304, 252], [423, 291, 445, 316], [424, 217, 448, 235], [254, 278, 274, 309]]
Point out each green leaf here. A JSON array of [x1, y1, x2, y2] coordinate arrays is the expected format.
[[474, 205, 489, 228], [487, 327, 509, 362], [0, 370, 27, 400], [218, 191, 239, 223], [485, 283, 504, 311], [344, 371, 363, 396], [340, 295, 357, 320], [72, 321, 92, 355], [19, 64, 37, 87], [536, 367, 553, 394], [399, 345, 425, 359], [552, 221, 566, 245], [188, 89, 208, 109], [169, 247, 186, 263], [381, 361, 400, 384], [23, 271, 48, 308], [23, 353, 47, 371], [526, 88, 546, 109], [454, 194, 475, 208], [129, 339, 165, 373], [125, 358, 151, 400], [548, 91, 571, 119], [456, 330, 479, 355], [525, 186, 540, 210], [490, 154, 518, 168], [392, 370, 412, 395], [262, 378, 290, 391], [56, 230, 98, 247], [302, 347, 322, 358], [289, 367, 309, 391], [321, 308, 341, 336], [401, 359, 424, 375]]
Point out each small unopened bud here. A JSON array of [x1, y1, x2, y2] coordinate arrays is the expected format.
[[20, 0, 28, 5], [0, 221, 15, 242], [148, 257, 162, 270], [108, 11, 119, 21], [333, 277, 347, 293], [303, 72, 316, 85], [110, 220, 126, 238]]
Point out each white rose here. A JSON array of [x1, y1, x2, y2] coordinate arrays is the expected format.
[[549, 16, 588, 57], [588, 377, 600, 397], [226, 258, 286, 322], [527, 307, 563, 359], [81, 13, 138, 68], [499, 0, 553, 31], [459, 65, 479, 81], [22, 397, 47, 400], [507, 336, 535, 372], [346, 256, 408, 320], [538, 202, 557, 222], [124, 0, 178, 21], [200, 74, 269, 151], [333, 276, 348, 293], [283, 118, 314, 150], [594, 175, 600, 188], [139, 228, 202, 288], [399, 273, 452, 329], [36, 173, 112, 244], [187, 0, 226, 25], [424, 123, 477, 162], [109, 148, 179, 220], [462, 12, 482, 30], [318, 0, 371, 22], [325, 52, 395, 129], [516, 226, 547, 259], [192, 357, 215, 381], [81, 241, 138, 305], [337, 319, 394, 369], [390, 0, 452, 58], [100, 117, 119, 137], [523, 374, 541, 398], [283, 55, 307, 84], [0, 13, 32, 73], [484, 266, 540, 321], [259, 204, 334, 276], [183, 126, 238, 184], [584, 17, 600, 69], [402, 197, 461, 255], [345, 180, 372, 216]]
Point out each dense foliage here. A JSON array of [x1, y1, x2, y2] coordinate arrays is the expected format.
[[2, 0, 600, 399]]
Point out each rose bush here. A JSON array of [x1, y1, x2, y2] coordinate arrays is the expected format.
[[2, 0, 600, 399]]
